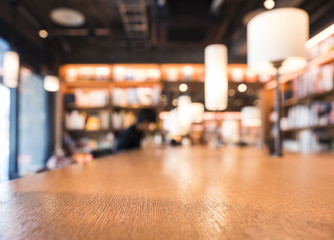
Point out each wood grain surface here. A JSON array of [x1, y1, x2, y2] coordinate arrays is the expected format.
[[1, 146, 334, 239]]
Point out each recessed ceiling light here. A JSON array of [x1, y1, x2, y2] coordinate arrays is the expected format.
[[179, 83, 188, 92], [238, 84, 247, 92], [50, 8, 85, 27], [228, 89, 235, 97], [264, 0, 275, 10], [39, 29, 48, 38]]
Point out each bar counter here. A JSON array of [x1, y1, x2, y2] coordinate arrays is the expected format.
[[1, 146, 334, 239]]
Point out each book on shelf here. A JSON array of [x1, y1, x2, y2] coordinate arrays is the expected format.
[[283, 130, 333, 153], [112, 87, 161, 107], [281, 101, 334, 131], [64, 66, 111, 82], [290, 63, 334, 99], [65, 110, 110, 131]]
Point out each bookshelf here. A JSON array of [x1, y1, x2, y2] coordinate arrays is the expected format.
[[262, 25, 334, 153], [59, 64, 164, 155], [60, 63, 270, 155]]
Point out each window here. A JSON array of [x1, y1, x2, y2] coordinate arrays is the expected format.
[[0, 85, 10, 182], [0, 37, 10, 182], [18, 68, 48, 176]]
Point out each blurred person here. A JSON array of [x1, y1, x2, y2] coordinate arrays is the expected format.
[[113, 108, 157, 152]]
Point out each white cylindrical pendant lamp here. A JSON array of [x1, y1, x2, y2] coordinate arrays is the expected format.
[[247, 8, 309, 74], [205, 44, 228, 111], [241, 106, 261, 127], [44, 75, 60, 92], [3, 51, 20, 88]]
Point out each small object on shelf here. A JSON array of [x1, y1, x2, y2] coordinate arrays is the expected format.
[[112, 87, 161, 107], [137, 88, 153, 106], [99, 111, 110, 130], [65, 68, 77, 82], [64, 65, 111, 82], [182, 66, 194, 81], [77, 67, 95, 80], [85, 116, 101, 131], [95, 67, 111, 80], [65, 111, 86, 130], [112, 111, 136, 130], [166, 68, 179, 81], [147, 68, 161, 81], [74, 89, 108, 107], [133, 69, 146, 81], [113, 66, 126, 81], [231, 68, 244, 82]]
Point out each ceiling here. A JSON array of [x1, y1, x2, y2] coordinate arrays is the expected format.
[[0, 0, 333, 67]]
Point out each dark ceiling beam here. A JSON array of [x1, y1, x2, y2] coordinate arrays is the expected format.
[[299, 0, 328, 13], [276, 0, 305, 8], [210, 0, 225, 15], [16, 4, 40, 29], [0, 0, 44, 49], [60, 44, 205, 64], [89, 0, 113, 39], [18, 0, 73, 55], [309, 0, 334, 26], [0, 17, 51, 72], [208, 0, 254, 44], [150, 14, 158, 47]]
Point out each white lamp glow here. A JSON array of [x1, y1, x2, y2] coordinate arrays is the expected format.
[[205, 44, 228, 111], [247, 8, 309, 75], [241, 106, 262, 127], [191, 102, 204, 123], [44, 75, 60, 92], [178, 95, 192, 134], [3, 51, 19, 88]]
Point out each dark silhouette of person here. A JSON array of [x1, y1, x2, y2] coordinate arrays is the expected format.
[[113, 108, 157, 152]]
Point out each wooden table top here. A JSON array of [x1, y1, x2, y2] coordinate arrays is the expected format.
[[1, 146, 334, 240]]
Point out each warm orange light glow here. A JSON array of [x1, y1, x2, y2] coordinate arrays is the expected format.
[[203, 112, 241, 121], [305, 24, 334, 49], [60, 63, 273, 84]]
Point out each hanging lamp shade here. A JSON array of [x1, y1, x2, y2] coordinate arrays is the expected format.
[[247, 8, 309, 74], [205, 44, 228, 111], [44, 75, 60, 92], [3, 51, 19, 88]]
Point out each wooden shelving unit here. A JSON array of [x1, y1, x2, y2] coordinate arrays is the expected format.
[[282, 124, 334, 132], [265, 50, 334, 90], [262, 51, 334, 152], [63, 81, 110, 88], [112, 81, 162, 88], [59, 64, 166, 155], [113, 105, 160, 110], [66, 129, 111, 135], [282, 89, 334, 107], [261, 24, 334, 153], [59, 63, 270, 154], [65, 105, 111, 111]]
